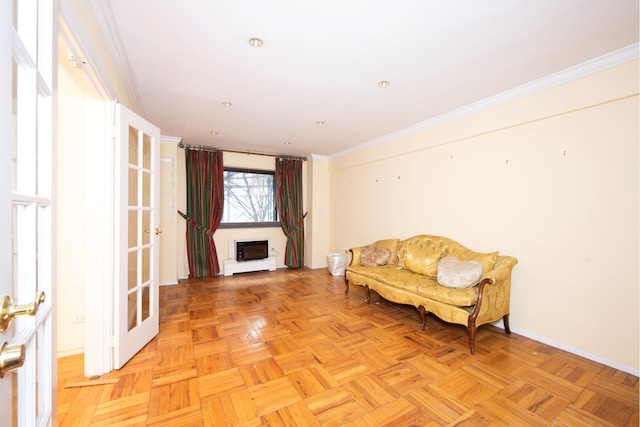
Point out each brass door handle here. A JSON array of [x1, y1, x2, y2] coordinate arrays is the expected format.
[[0, 291, 46, 332], [155, 228, 162, 235], [0, 342, 25, 378]]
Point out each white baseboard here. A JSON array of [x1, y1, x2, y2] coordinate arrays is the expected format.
[[499, 324, 639, 376], [160, 280, 179, 286], [57, 348, 84, 358]]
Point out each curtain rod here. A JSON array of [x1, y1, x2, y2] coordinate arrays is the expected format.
[[178, 142, 307, 161]]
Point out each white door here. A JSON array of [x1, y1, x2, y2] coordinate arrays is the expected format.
[[0, 0, 55, 425], [114, 104, 161, 368]]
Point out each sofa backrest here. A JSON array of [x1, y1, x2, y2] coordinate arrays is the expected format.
[[398, 235, 498, 277]]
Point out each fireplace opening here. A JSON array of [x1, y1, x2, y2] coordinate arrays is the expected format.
[[236, 240, 269, 262]]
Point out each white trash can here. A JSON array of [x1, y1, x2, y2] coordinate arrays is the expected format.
[[327, 253, 348, 276]]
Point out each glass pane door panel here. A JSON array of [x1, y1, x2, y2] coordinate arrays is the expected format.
[[128, 168, 138, 206], [142, 172, 150, 207], [142, 210, 150, 245], [127, 250, 137, 290], [142, 248, 150, 283], [11, 58, 18, 192], [128, 210, 137, 248], [11, 205, 19, 299], [141, 286, 150, 322], [127, 292, 136, 332], [14, 71, 37, 195], [37, 93, 52, 197], [128, 126, 138, 165], [142, 133, 151, 170]]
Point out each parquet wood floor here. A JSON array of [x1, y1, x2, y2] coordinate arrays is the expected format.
[[57, 268, 639, 426]]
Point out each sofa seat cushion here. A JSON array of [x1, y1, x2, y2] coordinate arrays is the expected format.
[[416, 281, 479, 307], [347, 265, 433, 293]]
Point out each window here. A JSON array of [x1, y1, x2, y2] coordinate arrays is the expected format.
[[220, 167, 279, 228]]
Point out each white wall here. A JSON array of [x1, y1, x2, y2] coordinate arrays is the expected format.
[[306, 155, 331, 269], [329, 60, 639, 374], [56, 65, 86, 356]]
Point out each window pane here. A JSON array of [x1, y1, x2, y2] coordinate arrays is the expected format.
[[222, 170, 276, 223]]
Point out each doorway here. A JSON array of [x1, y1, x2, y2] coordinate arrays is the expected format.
[[56, 31, 115, 376]]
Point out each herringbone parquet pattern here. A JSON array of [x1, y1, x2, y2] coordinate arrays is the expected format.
[[58, 268, 639, 426]]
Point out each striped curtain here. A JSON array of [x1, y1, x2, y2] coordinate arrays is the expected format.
[[179, 148, 224, 277], [275, 158, 305, 268]]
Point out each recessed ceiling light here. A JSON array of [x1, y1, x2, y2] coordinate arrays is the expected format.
[[315, 121, 325, 125], [284, 141, 292, 145], [209, 131, 218, 135], [222, 101, 232, 107], [248, 37, 263, 47], [378, 80, 391, 87]]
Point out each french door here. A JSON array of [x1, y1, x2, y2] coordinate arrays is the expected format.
[[114, 104, 161, 368], [0, 0, 55, 425]]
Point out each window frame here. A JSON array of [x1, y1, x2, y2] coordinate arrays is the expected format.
[[218, 166, 280, 229]]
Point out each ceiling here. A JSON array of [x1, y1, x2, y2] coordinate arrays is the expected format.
[[98, 1, 638, 157]]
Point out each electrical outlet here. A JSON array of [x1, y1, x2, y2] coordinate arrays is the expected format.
[[72, 314, 85, 324]]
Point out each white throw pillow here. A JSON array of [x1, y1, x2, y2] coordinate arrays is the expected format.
[[437, 255, 483, 289]]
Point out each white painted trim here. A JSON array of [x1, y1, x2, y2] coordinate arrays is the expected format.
[[309, 153, 330, 161], [161, 135, 183, 145], [88, 0, 144, 114], [332, 43, 640, 159], [160, 281, 179, 286], [83, 98, 116, 377]]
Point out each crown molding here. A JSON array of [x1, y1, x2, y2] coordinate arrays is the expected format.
[[161, 136, 182, 144], [89, 0, 144, 114], [59, 0, 115, 100], [333, 43, 640, 158]]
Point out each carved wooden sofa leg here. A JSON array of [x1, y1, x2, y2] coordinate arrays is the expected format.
[[344, 277, 349, 295], [467, 318, 478, 354], [364, 285, 371, 304], [503, 314, 511, 334], [418, 306, 427, 330]]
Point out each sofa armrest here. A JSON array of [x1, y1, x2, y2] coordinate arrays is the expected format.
[[348, 247, 363, 266], [472, 255, 518, 325], [482, 255, 518, 285]]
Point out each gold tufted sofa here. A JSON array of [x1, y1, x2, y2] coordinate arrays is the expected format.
[[345, 235, 518, 354]]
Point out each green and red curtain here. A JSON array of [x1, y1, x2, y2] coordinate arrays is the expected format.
[[275, 158, 305, 268], [178, 148, 224, 277]]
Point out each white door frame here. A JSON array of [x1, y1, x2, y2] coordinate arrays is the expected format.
[[58, 5, 117, 377]]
